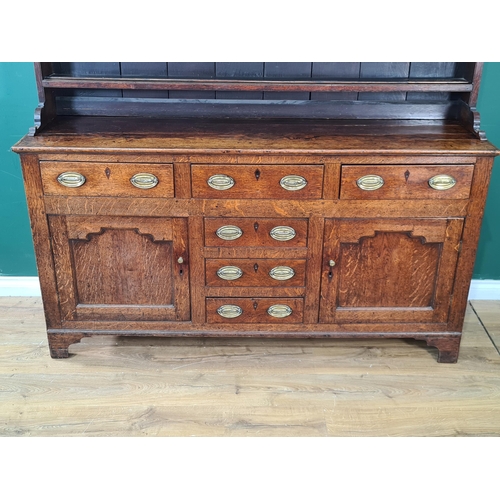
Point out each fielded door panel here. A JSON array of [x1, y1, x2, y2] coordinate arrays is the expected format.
[[48, 216, 190, 323], [319, 218, 463, 324]]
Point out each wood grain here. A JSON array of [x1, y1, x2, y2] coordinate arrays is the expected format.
[[340, 165, 474, 200], [19, 155, 61, 327], [448, 157, 495, 331], [13, 118, 499, 156], [1, 297, 499, 436], [204, 218, 308, 248], [48, 215, 190, 323], [191, 164, 324, 199], [205, 298, 304, 324], [40, 161, 175, 198], [205, 259, 306, 287], [320, 218, 463, 325], [12, 65, 499, 366]]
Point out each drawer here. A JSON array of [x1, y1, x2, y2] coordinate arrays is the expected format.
[[206, 298, 304, 324], [204, 218, 308, 247], [340, 165, 474, 200], [192, 164, 324, 199], [205, 259, 306, 287], [40, 161, 174, 197]]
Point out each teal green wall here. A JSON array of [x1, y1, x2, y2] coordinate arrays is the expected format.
[[0, 62, 499, 278], [474, 62, 500, 279], [0, 63, 38, 276]]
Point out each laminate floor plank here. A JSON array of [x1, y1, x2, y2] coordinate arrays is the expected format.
[[1, 298, 499, 436], [470, 300, 500, 354]]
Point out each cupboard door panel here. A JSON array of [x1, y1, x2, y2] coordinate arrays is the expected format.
[[72, 228, 174, 306], [320, 218, 463, 324], [49, 216, 190, 322]]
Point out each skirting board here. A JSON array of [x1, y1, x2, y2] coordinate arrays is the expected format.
[[0, 277, 41, 297], [0, 276, 499, 300]]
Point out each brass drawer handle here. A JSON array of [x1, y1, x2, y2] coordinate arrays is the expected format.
[[130, 173, 159, 189], [207, 174, 235, 190], [217, 304, 243, 319], [270, 226, 296, 241], [428, 174, 457, 190], [269, 266, 295, 281], [216, 225, 243, 241], [57, 172, 86, 188], [280, 175, 307, 191], [267, 304, 293, 318], [217, 266, 243, 281], [356, 174, 384, 191]]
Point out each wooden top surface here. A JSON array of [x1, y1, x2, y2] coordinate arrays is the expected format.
[[12, 117, 499, 156]]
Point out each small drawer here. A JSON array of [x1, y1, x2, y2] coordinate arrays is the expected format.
[[204, 218, 308, 247], [206, 298, 304, 323], [40, 161, 174, 197], [340, 165, 474, 200], [192, 164, 324, 199], [205, 259, 307, 287]]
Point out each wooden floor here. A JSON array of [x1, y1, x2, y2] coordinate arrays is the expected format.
[[1, 297, 499, 437]]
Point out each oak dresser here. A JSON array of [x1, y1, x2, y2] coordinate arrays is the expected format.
[[12, 62, 499, 361]]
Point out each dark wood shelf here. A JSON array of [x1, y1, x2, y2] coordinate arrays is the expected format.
[[42, 76, 473, 93], [13, 116, 498, 156]]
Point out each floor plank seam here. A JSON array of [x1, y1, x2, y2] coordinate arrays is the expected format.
[[469, 300, 500, 356]]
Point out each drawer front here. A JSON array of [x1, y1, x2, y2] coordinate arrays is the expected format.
[[40, 161, 174, 198], [340, 165, 474, 200], [204, 218, 308, 247], [192, 164, 324, 199], [205, 259, 307, 287], [206, 298, 304, 323]]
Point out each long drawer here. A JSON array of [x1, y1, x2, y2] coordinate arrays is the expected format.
[[340, 164, 474, 200], [206, 298, 304, 324], [40, 161, 175, 198], [205, 258, 307, 287], [204, 218, 308, 247], [192, 164, 324, 199]]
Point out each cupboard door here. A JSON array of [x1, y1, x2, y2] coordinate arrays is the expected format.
[[320, 218, 463, 324], [49, 216, 190, 322]]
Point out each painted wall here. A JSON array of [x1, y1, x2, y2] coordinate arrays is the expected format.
[[0, 62, 499, 278], [0, 63, 38, 276], [473, 63, 500, 279]]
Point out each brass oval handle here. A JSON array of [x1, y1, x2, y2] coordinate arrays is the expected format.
[[216, 225, 243, 241], [207, 174, 235, 190], [356, 174, 384, 191], [217, 266, 243, 281], [270, 226, 296, 242], [130, 173, 159, 189], [269, 266, 295, 281], [57, 172, 86, 188], [217, 304, 243, 319], [267, 304, 293, 318], [428, 174, 457, 190], [280, 175, 308, 191]]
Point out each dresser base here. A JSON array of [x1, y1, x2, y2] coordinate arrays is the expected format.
[[47, 330, 461, 362]]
